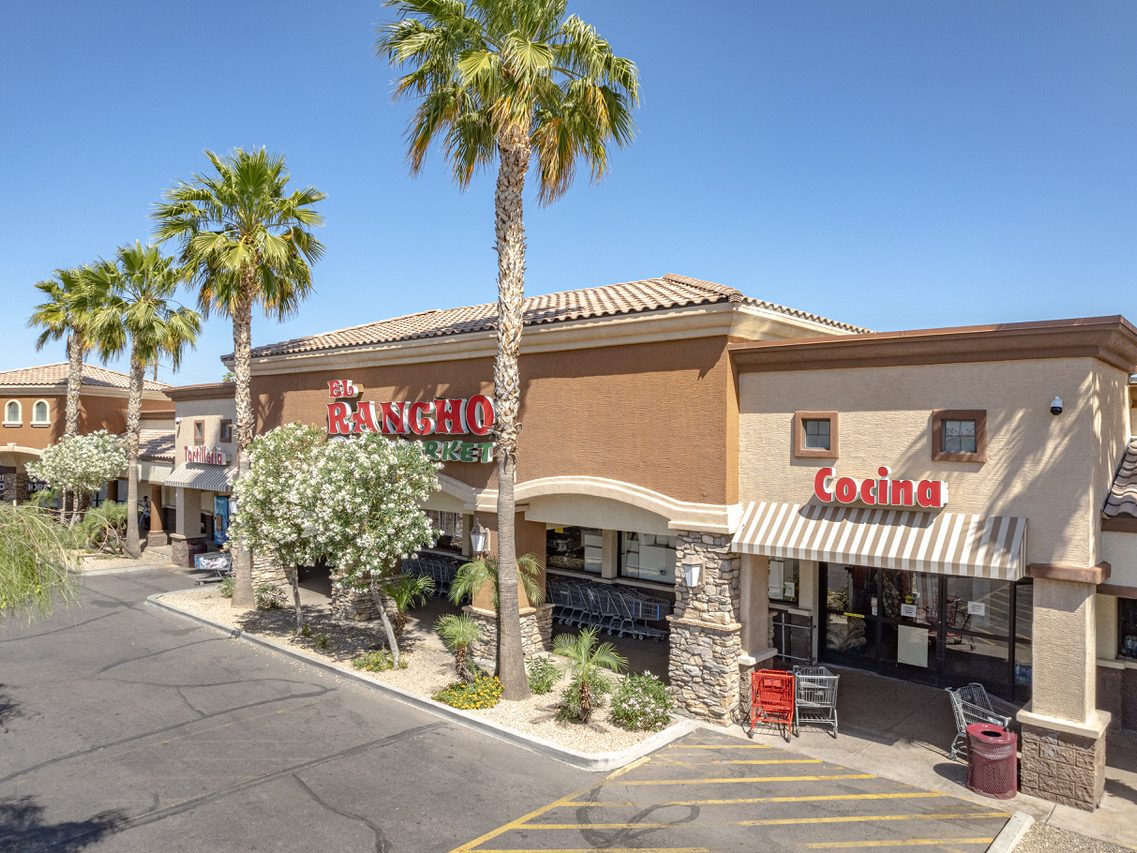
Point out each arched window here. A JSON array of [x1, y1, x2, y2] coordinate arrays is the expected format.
[[32, 400, 50, 426], [4, 400, 21, 426]]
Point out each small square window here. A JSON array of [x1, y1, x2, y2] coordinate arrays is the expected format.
[[793, 411, 838, 459], [220, 419, 233, 443], [193, 420, 205, 445], [931, 410, 987, 462]]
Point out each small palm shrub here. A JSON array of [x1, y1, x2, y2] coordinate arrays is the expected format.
[[78, 501, 129, 554], [553, 627, 627, 724], [384, 573, 435, 638], [611, 672, 673, 731], [527, 656, 561, 695], [433, 673, 503, 710], [219, 576, 235, 598], [448, 553, 544, 608], [254, 584, 287, 610], [435, 613, 481, 682], [352, 650, 407, 672]]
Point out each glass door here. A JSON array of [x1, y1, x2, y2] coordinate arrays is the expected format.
[[878, 568, 940, 684], [822, 564, 879, 666]]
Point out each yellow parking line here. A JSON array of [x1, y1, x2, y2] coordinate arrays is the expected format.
[[621, 773, 875, 786], [656, 757, 823, 767], [449, 786, 597, 853], [804, 839, 994, 849], [519, 823, 674, 830], [606, 755, 652, 780], [665, 792, 948, 806], [739, 811, 1009, 827], [556, 801, 636, 808]]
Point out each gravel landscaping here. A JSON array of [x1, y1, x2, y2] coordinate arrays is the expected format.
[[1017, 823, 1131, 853], [156, 585, 673, 755]]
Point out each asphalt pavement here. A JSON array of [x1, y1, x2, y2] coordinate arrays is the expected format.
[[0, 569, 592, 853]]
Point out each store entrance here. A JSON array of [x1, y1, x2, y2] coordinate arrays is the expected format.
[[819, 563, 1032, 701]]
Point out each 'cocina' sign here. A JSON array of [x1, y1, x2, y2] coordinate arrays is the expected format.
[[814, 466, 948, 509]]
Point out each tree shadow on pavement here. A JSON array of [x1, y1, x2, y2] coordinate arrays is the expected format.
[[235, 604, 422, 663], [0, 685, 20, 732], [0, 796, 128, 852]]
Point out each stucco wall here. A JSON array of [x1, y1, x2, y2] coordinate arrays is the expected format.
[[738, 357, 1128, 567], [253, 336, 736, 506], [173, 397, 237, 465]]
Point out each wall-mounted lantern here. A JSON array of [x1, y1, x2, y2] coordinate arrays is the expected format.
[[682, 556, 703, 587], [470, 519, 489, 556]]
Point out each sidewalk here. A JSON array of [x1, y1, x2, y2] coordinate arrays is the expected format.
[[78, 544, 177, 573], [717, 666, 1136, 849]]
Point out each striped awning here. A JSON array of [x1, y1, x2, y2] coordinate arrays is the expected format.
[[731, 501, 1027, 581], [163, 463, 235, 492]]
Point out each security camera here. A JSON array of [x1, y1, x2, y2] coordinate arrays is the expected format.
[[1050, 396, 1063, 416]]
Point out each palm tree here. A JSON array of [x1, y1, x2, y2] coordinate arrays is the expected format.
[[435, 613, 482, 683], [448, 553, 544, 609], [153, 148, 325, 605], [385, 573, 436, 638], [552, 626, 627, 723], [86, 243, 201, 558], [378, 0, 639, 700]]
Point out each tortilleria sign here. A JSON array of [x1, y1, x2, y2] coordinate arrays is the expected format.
[[814, 466, 948, 509], [185, 445, 227, 465], [326, 379, 496, 464]]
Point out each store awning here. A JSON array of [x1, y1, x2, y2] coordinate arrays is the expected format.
[[163, 463, 235, 492], [731, 501, 1027, 581]]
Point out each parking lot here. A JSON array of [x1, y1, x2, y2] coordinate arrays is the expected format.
[[453, 730, 1010, 852]]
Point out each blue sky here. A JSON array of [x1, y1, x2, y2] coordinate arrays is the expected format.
[[1, 1, 1134, 385]]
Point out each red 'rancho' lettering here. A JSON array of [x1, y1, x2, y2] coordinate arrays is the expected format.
[[813, 466, 948, 509]]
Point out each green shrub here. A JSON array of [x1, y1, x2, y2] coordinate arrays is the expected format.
[[218, 576, 235, 598], [556, 669, 612, 723], [78, 501, 129, 554], [254, 583, 287, 610], [433, 673, 503, 710], [527, 656, 561, 695], [610, 672, 673, 731], [352, 650, 406, 672], [313, 632, 330, 651]]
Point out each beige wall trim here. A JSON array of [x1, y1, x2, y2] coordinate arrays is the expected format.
[[1, 444, 41, 457], [731, 315, 1137, 374], [1103, 516, 1137, 533], [472, 475, 734, 533], [0, 385, 170, 403], [434, 472, 478, 513], [166, 382, 237, 401], [1027, 561, 1112, 584], [1018, 707, 1111, 740]]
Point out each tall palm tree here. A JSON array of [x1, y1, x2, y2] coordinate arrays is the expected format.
[[27, 268, 94, 437], [153, 148, 325, 605], [87, 243, 201, 558], [377, 0, 639, 699]]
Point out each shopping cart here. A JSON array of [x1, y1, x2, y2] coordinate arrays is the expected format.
[[793, 665, 839, 737], [749, 669, 795, 741]]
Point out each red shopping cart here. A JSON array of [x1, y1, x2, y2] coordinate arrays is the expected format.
[[749, 669, 795, 740]]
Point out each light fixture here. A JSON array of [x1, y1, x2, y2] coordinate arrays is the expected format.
[[681, 557, 702, 587], [1050, 396, 1063, 416], [470, 519, 489, 556]]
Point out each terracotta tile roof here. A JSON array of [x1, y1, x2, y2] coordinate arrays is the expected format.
[[137, 429, 175, 463], [1105, 438, 1137, 518], [249, 273, 867, 359], [0, 363, 169, 392]]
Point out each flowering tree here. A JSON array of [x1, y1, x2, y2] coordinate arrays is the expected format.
[[0, 504, 77, 621], [308, 433, 439, 665], [27, 431, 128, 526], [226, 424, 325, 632]]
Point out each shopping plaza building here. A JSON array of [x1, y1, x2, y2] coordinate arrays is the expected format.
[[139, 274, 1137, 810]]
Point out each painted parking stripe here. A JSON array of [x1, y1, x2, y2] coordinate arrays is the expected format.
[[738, 810, 1009, 827], [665, 743, 773, 749], [470, 848, 711, 853], [804, 838, 995, 849], [620, 772, 875, 786], [569, 791, 948, 808], [653, 757, 824, 767], [450, 786, 598, 853]]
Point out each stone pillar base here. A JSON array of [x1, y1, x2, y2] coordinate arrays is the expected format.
[[146, 531, 169, 547], [251, 551, 289, 594], [464, 604, 555, 672], [668, 615, 743, 726], [1019, 710, 1109, 810], [170, 535, 206, 568]]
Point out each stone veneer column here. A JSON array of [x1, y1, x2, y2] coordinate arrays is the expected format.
[[465, 604, 554, 672], [667, 531, 743, 726], [1019, 571, 1111, 811], [250, 551, 290, 603]]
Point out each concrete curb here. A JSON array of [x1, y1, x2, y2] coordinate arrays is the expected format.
[[145, 592, 697, 772], [986, 811, 1034, 853]]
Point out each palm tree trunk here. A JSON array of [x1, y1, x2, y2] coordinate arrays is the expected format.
[[123, 353, 144, 559], [65, 333, 82, 437], [455, 645, 468, 683], [493, 135, 532, 702], [230, 286, 255, 608], [369, 576, 400, 667]]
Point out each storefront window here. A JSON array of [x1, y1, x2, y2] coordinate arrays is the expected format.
[[425, 510, 463, 553], [768, 559, 800, 604], [1119, 599, 1137, 658], [942, 576, 1011, 689], [619, 532, 676, 583], [547, 527, 602, 574]]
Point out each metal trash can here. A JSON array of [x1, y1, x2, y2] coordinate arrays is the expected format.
[[965, 722, 1018, 799]]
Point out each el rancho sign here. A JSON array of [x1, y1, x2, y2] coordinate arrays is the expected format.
[[814, 466, 948, 509], [326, 379, 496, 464]]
